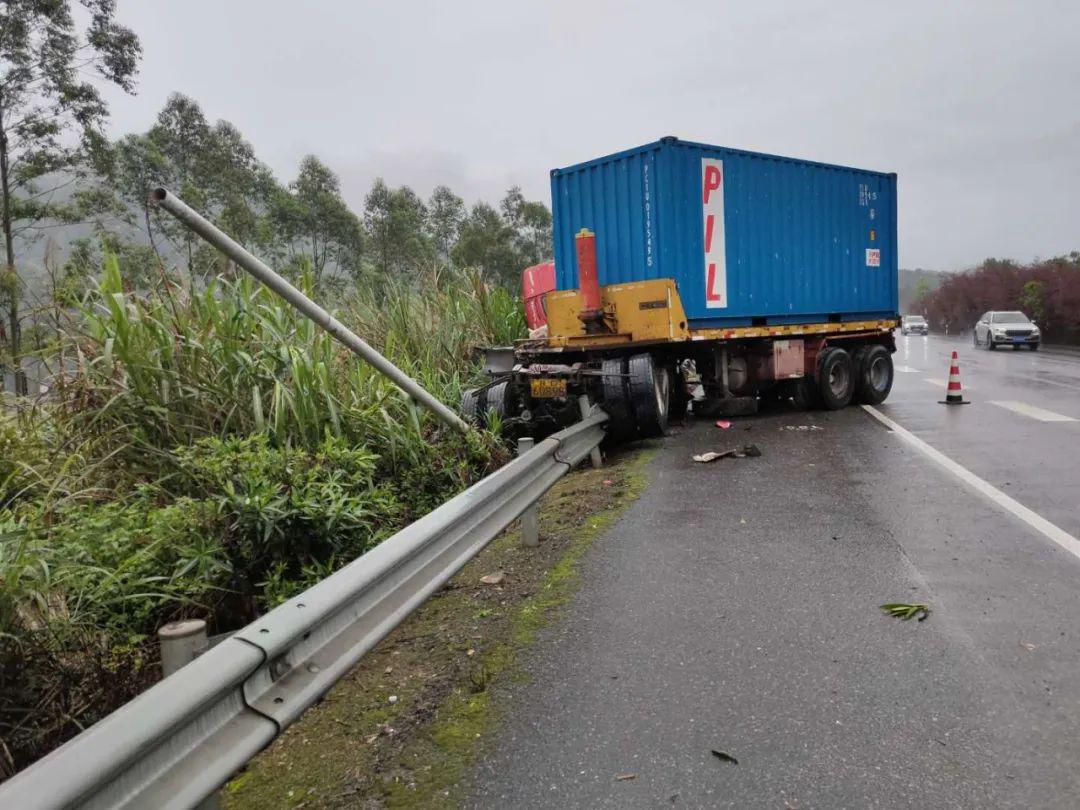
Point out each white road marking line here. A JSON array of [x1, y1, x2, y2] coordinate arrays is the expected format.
[[862, 405, 1080, 561], [894, 365, 922, 373], [988, 400, 1077, 422]]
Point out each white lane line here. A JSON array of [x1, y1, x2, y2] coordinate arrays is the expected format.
[[925, 378, 974, 391], [988, 400, 1077, 422], [894, 365, 922, 373], [862, 405, 1080, 561]]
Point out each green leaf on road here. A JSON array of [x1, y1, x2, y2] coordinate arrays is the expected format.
[[880, 602, 931, 622]]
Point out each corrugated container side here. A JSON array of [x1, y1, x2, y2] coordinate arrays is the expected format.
[[551, 138, 898, 327], [551, 143, 664, 291]]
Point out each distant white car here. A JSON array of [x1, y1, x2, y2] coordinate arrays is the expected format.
[[900, 315, 928, 336], [973, 311, 1040, 351]]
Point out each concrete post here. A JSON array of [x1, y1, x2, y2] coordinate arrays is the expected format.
[[159, 619, 208, 677], [159, 619, 219, 810], [517, 437, 540, 548], [578, 395, 604, 468]]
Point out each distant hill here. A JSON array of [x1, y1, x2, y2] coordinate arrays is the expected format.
[[898, 268, 947, 314]]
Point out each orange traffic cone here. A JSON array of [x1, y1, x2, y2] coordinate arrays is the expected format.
[[938, 351, 969, 405]]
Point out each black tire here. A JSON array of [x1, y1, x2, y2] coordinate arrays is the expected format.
[[480, 381, 511, 426], [816, 347, 855, 410], [852, 344, 893, 405], [601, 356, 635, 440], [987, 337, 996, 351], [789, 377, 821, 410], [973, 331, 979, 347], [667, 363, 691, 423], [461, 388, 481, 424], [627, 353, 670, 437], [1029, 343, 1040, 352]]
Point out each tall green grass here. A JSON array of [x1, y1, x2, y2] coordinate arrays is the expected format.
[[0, 257, 523, 777]]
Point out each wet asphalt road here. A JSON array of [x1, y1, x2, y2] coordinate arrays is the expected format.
[[468, 334, 1080, 809]]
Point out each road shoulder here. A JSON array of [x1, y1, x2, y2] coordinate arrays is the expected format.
[[223, 445, 653, 809]]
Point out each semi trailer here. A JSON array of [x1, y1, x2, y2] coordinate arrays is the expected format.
[[462, 137, 899, 439]]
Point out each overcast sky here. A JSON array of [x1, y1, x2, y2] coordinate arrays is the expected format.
[[105, 0, 1079, 271]]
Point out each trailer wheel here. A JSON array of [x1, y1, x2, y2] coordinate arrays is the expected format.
[[667, 362, 691, 423], [601, 357, 635, 440], [460, 388, 481, 424], [789, 377, 822, 410], [628, 353, 670, 437], [853, 345, 893, 405], [480, 381, 511, 427], [816, 347, 854, 410]]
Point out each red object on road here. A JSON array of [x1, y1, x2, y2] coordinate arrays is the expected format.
[[715, 420, 732, 429], [522, 262, 555, 330], [574, 228, 603, 325], [939, 350, 969, 405]]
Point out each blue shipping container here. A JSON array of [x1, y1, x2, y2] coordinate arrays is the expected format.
[[550, 137, 898, 328]]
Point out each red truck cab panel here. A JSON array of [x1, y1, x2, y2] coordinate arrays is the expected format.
[[522, 262, 556, 330]]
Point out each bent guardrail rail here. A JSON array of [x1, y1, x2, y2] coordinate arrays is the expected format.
[[0, 410, 607, 810]]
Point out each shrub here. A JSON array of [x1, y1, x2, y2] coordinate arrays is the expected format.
[[0, 256, 520, 776]]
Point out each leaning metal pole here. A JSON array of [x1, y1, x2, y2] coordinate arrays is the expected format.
[[151, 187, 471, 433]]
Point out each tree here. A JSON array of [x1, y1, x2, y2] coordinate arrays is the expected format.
[[1019, 279, 1047, 327], [363, 179, 432, 279], [147, 93, 211, 272], [914, 277, 931, 303], [274, 155, 364, 283], [0, 0, 141, 394], [112, 97, 292, 283], [500, 185, 552, 268], [112, 132, 169, 259], [428, 185, 465, 261], [452, 201, 519, 286]]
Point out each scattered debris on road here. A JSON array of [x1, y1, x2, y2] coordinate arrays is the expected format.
[[880, 602, 931, 621], [711, 749, 739, 765], [693, 444, 762, 463], [780, 424, 822, 431], [715, 419, 732, 429], [1020, 641, 1037, 652], [614, 773, 637, 781], [479, 571, 505, 585]]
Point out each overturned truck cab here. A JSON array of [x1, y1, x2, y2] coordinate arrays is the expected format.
[[463, 137, 899, 440]]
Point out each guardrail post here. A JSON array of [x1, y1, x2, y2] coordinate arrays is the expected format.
[[517, 437, 540, 548], [159, 619, 209, 677], [159, 620, 220, 810], [578, 395, 603, 468]]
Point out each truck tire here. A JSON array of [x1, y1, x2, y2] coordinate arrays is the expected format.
[[627, 353, 670, 437], [816, 347, 855, 410], [461, 388, 481, 424], [667, 362, 691, 423], [480, 381, 511, 426], [790, 377, 822, 410], [601, 357, 635, 440], [852, 344, 893, 405]]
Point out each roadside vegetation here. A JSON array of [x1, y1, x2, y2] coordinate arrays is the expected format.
[[224, 449, 652, 809], [914, 254, 1080, 342], [0, 258, 525, 777], [0, 0, 548, 780]]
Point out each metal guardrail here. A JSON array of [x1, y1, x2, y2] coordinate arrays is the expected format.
[[0, 410, 607, 809]]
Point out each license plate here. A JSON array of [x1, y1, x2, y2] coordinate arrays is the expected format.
[[1012, 337, 1025, 343], [530, 378, 567, 398]]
